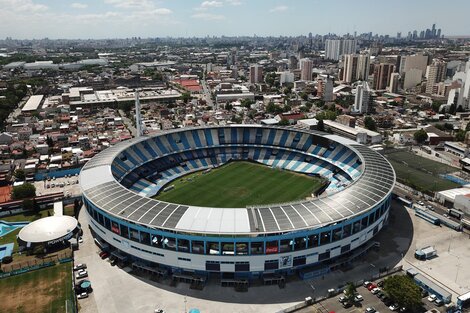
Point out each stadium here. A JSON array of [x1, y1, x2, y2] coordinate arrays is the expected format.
[[80, 125, 395, 282]]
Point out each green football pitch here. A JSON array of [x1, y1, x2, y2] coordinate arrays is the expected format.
[[155, 161, 325, 207]]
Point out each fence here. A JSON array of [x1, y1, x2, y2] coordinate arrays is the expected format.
[[0, 249, 73, 274]]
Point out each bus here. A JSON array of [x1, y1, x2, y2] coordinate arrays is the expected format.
[[397, 196, 413, 208], [448, 209, 464, 220]]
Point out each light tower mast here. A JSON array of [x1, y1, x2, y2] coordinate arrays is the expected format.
[[135, 89, 143, 137]]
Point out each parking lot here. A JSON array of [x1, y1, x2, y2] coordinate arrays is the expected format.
[[34, 175, 81, 197], [72, 200, 470, 313]]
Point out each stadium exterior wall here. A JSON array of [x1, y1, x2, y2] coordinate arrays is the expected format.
[[83, 195, 390, 278]]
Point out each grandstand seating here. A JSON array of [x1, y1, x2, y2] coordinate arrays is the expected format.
[[111, 128, 364, 197]]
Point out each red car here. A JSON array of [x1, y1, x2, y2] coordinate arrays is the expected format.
[[367, 283, 377, 291], [99, 251, 109, 259]]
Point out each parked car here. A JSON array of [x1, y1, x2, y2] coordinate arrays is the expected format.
[[377, 280, 384, 287], [363, 281, 372, 287], [428, 294, 437, 302], [76, 270, 88, 279], [77, 292, 88, 299], [354, 295, 364, 302], [78, 237, 83, 243], [338, 296, 346, 303], [371, 287, 381, 294], [389, 304, 399, 311], [365, 307, 376, 313], [342, 301, 353, 308], [435, 299, 443, 306], [367, 283, 377, 291], [73, 263, 87, 271], [100, 251, 109, 259]]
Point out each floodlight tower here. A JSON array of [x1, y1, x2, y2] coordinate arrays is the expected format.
[[135, 89, 143, 137]]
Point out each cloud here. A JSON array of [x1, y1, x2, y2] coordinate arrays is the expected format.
[[0, 0, 48, 12], [200, 1, 223, 8], [226, 0, 241, 5], [191, 12, 225, 21], [71, 2, 88, 9], [104, 0, 154, 9], [269, 5, 288, 13]]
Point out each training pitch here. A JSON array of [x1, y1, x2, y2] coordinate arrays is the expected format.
[[385, 150, 459, 192], [0, 262, 74, 313], [155, 161, 325, 207]]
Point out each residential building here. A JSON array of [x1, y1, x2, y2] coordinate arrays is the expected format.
[[341, 54, 370, 84], [249, 64, 263, 84], [389, 73, 400, 93], [426, 60, 447, 94], [354, 81, 372, 113], [373, 63, 395, 90], [300, 58, 313, 81]]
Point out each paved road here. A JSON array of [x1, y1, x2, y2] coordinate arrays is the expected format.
[[201, 74, 214, 109]]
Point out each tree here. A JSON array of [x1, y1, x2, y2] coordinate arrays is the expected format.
[[13, 169, 25, 181], [383, 275, 422, 311], [364, 116, 377, 131], [180, 92, 192, 104], [317, 119, 325, 132], [316, 110, 337, 121], [465, 122, 470, 131], [278, 118, 289, 126], [455, 130, 466, 142], [11, 183, 36, 200], [344, 282, 357, 303], [225, 102, 233, 111], [431, 101, 442, 113], [413, 129, 428, 144], [46, 135, 54, 148]]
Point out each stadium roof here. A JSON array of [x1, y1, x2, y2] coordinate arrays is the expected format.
[[80, 126, 395, 235], [18, 216, 78, 243]]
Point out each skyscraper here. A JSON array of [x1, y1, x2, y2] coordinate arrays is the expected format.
[[389, 73, 400, 93], [354, 81, 372, 113], [341, 54, 370, 84], [300, 58, 313, 81], [325, 39, 357, 61], [249, 64, 263, 84], [426, 60, 447, 94], [373, 63, 395, 90], [325, 39, 342, 61]]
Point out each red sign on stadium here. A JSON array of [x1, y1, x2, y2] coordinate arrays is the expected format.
[[266, 246, 278, 254]]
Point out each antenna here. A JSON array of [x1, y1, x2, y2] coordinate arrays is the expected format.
[[135, 88, 143, 137]]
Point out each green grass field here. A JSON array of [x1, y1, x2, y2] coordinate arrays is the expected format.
[[385, 150, 460, 192], [0, 262, 74, 313], [155, 161, 325, 207]]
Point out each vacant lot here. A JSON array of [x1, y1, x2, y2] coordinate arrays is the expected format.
[[155, 161, 324, 207], [385, 150, 459, 192], [0, 262, 74, 313]]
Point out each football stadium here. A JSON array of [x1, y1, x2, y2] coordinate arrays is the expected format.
[[80, 125, 395, 282]]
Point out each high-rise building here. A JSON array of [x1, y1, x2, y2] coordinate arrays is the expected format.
[[280, 71, 295, 86], [426, 60, 447, 94], [354, 81, 372, 113], [341, 54, 370, 84], [325, 39, 357, 61], [317, 75, 334, 102], [403, 68, 423, 90], [389, 73, 400, 93], [249, 64, 263, 84], [289, 55, 298, 70], [373, 63, 395, 90], [300, 58, 313, 81], [325, 39, 342, 61], [342, 39, 357, 55], [399, 53, 428, 74]]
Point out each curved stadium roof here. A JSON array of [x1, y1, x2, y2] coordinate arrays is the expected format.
[[80, 125, 395, 235]]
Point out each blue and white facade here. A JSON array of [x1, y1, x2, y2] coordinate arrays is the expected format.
[[81, 125, 395, 279]]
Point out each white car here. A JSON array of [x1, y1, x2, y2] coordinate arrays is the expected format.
[[78, 237, 83, 243], [371, 287, 381, 294], [427, 294, 437, 302], [354, 295, 364, 302], [389, 304, 399, 311], [365, 307, 376, 313], [73, 263, 87, 271], [76, 270, 88, 279], [77, 292, 88, 299]]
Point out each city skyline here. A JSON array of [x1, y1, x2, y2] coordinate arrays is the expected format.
[[1, 0, 470, 39]]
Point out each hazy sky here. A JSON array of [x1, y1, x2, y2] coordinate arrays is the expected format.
[[1, 0, 469, 39]]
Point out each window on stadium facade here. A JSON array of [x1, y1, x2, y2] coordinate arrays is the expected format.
[[207, 242, 220, 255], [332, 227, 343, 242], [279, 239, 292, 253], [192, 241, 204, 254], [251, 242, 264, 255], [178, 239, 190, 252], [235, 243, 248, 255], [222, 242, 235, 255], [140, 231, 150, 245], [308, 234, 319, 247], [343, 224, 352, 237], [294, 237, 307, 251], [130, 228, 140, 242], [121, 225, 129, 239], [320, 231, 331, 245]]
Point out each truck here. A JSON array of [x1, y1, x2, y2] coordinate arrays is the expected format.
[[414, 246, 437, 260]]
